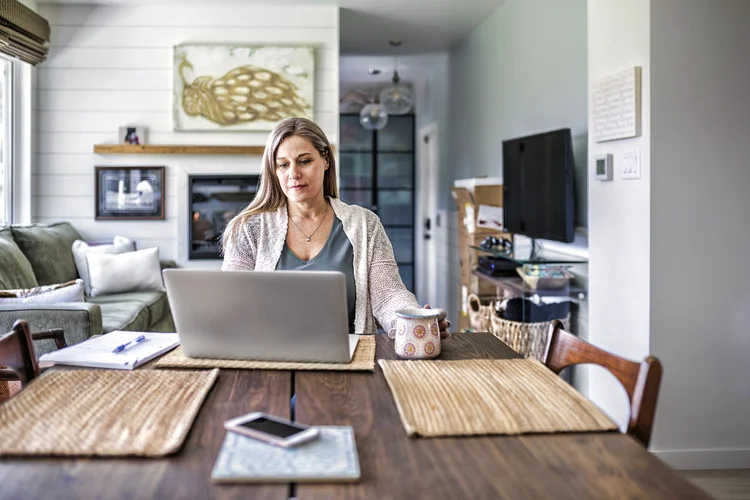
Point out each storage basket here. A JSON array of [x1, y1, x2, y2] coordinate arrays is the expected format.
[[467, 293, 494, 332], [490, 310, 570, 361]]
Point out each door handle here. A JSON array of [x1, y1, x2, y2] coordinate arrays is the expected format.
[[424, 217, 431, 231]]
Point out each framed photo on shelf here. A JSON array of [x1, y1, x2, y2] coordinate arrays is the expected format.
[[95, 166, 165, 220], [118, 126, 147, 145]]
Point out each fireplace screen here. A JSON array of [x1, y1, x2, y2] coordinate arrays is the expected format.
[[189, 175, 260, 260]]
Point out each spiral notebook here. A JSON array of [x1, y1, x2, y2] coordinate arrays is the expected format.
[[211, 426, 360, 483], [39, 331, 180, 370]]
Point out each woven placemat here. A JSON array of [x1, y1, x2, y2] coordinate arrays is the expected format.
[[379, 358, 618, 437], [154, 335, 376, 371], [0, 368, 219, 457]]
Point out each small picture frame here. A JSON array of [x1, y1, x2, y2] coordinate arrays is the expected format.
[[95, 166, 165, 220], [118, 126, 147, 145]]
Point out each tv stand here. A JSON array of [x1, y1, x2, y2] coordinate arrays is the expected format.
[[471, 239, 587, 266], [471, 237, 588, 300], [528, 238, 542, 261]]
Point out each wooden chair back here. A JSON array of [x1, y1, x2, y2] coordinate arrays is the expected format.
[[542, 319, 663, 448], [0, 320, 40, 387]]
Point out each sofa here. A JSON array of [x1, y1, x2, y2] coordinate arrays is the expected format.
[[0, 222, 176, 356]]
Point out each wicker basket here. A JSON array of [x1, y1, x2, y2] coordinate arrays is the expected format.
[[0, 381, 8, 403], [490, 311, 570, 361], [467, 293, 494, 332]]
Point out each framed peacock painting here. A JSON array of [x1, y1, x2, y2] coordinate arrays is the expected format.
[[173, 44, 315, 131]]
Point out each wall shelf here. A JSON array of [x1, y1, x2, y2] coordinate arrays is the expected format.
[[93, 145, 265, 155]]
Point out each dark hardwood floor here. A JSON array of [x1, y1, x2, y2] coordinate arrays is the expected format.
[[682, 470, 750, 500]]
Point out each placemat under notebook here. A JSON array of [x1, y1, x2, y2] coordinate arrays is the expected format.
[[154, 335, 376, 372], [0, 368, 218, 457], [379, 358, 618, 437]]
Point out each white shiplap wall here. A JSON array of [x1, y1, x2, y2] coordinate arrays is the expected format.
[[35, 4, 339, 265]]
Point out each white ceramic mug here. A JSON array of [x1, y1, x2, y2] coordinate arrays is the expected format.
[[394, 308, 441, 359]]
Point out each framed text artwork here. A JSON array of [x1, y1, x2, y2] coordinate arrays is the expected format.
[[95, 166, 165, 221], [592, 66, 642, 143]]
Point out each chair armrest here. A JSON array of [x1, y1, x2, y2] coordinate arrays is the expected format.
[[0, 303, 103, 356], [31, 329, 67, 349], [0, 369, 20, 382]]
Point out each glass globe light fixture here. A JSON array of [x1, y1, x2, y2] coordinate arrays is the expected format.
[[359, 102, 388, 130], [379, 70, 414, 115]]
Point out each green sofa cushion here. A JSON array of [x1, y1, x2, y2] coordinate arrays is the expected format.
[[149, 313, 175, 333], [11, 222, 82, 286], [86, 291, 171, 330], [0, 228, 39, 290], [96, 300, 150, 333]]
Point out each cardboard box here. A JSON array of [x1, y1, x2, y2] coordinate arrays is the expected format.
[[451, 184, 506, 236], [452, 178, 510, 331], [476, 204, 504, 232], [473, 184, 504, 207], [453, 177, 502, 190]]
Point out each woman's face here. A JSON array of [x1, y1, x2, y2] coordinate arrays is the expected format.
[[275, 135, 328, 205]]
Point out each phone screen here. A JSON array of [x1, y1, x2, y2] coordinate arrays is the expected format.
[[239, 417, 307, 438]]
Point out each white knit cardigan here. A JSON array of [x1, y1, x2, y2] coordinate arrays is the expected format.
[[222, 197, 420, 334]]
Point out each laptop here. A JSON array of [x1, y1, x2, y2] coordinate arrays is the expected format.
[[162, 269, 359, 363]]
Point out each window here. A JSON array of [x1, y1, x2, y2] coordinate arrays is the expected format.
[[0, 56, 13, 225]]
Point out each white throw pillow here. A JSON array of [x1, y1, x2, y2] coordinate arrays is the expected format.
[[0, 279, 85, 304], [72, 237, 135, 295], [86, 247, 165, 297]]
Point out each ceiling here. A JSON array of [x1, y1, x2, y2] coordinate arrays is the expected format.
[[339, 54, 445, 86], [38, 0, 507, 54], [338, 0, 506, 54]]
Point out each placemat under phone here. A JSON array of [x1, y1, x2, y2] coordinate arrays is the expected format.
[[379, 358, 618, 437], [154, 335, 376, 372], [0, 368, 219, 457]]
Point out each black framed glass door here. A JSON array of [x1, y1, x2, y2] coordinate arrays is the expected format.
[[339, 114, 416, 293]]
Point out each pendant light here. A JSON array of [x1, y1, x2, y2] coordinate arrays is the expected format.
[[359, 102, 389, 130], [378, 40, 414, 115]]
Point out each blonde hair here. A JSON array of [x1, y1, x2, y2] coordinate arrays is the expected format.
[[222, 117, 338, 250]]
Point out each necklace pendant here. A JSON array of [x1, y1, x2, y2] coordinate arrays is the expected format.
[[306, 237, 311, 242]]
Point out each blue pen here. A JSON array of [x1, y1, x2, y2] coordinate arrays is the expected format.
[[112, 335, 146, 353]]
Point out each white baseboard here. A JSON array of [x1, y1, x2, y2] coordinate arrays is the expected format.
[[652, 448, 750, 470]]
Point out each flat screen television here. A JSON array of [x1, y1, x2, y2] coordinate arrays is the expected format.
[[502, 128, 575, 243]]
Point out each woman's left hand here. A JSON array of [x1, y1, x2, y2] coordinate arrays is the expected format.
[[424, 304, 451, 339]]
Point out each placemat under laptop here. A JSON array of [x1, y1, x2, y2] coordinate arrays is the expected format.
[[0, 368, 219, 457], [379, 358, 618, 437], [154, 335, 376, 372]]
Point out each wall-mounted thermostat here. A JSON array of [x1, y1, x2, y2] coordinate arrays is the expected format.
[[595, 154, 613, 181]]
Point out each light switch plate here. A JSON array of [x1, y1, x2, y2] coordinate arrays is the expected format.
[[622, 150, 641, 179]]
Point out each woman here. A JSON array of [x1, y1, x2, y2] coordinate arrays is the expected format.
[[222, 117, 449, 337]]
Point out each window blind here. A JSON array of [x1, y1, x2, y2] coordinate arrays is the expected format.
[[0, 0, 50, 66]]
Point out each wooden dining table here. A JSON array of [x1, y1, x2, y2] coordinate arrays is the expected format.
[[0, 333, 710, 500], [0, 369, 293, 500]]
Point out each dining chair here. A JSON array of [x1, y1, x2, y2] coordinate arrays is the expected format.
[[0, 320, 40, 387], [542, 319, 663, 448], [0, 321, 66, 402]]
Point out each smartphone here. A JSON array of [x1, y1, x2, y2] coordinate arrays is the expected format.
[[224, 412, 320, 448]]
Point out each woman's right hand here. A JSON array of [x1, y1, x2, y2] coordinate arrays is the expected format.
[[424, 304, 451, 339]]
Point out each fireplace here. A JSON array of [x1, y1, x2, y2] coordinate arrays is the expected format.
[[189, 175, 260, 260]]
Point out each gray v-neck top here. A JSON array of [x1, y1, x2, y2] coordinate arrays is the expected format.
[[275, 216, 356, 333]]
